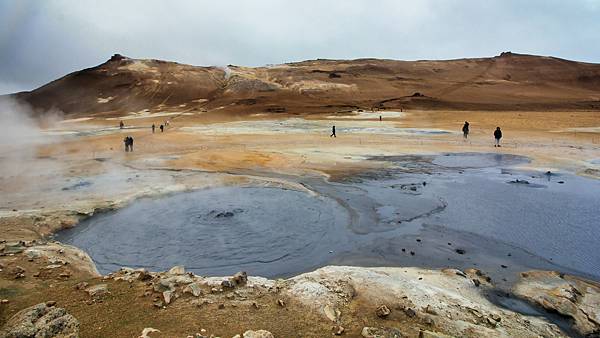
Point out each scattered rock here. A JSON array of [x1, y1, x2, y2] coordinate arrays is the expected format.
[[3, 242, 26, 254], [424, 305, 438, 316], [168, 265, 185, 275], [137, 269, 153, 281], [242, 329, 274, 338], [85, 284, 109, 298], [45, 301, 57, 307], [419, 330, 456, 338], [376, 305, 391, 318], [361, 326, 404, 338], [0, 302, 79, 338], [138, 327, 160, 338], [13, 265, 26, 279], [74, 282, 89, 290], [472, 279, 481, 287], [183, 283, 203, 297], [163, 290, 174, 304], [324, 304, 340, 322], [222, 279, 235, 288], [455, 249, 465, 255], [231, 271, 248, 286], [277, 299, 285, 307], [1, 299, 9, 304], [403, 307, 416, 318], [333, 325, 345, 335]]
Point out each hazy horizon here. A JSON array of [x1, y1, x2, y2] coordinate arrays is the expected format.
[[1, 0, 599, 94]]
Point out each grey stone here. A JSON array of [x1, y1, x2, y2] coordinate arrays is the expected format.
[[376, 305, 391, 318], [0, 302, 79, 338], [361, 327, 404, 338], [85, 284, 109, 298], [242, 330, 274, 338]]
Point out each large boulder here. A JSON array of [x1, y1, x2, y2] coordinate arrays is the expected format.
[[513, 270, 600, 337], [0, 302, 79, 338]]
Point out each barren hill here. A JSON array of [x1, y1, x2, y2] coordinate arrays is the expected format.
[[9, 52, 600, 117]]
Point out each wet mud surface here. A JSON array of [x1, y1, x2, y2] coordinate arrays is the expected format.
[[57, 152, 600, 284], [56, 187, 350, 277]]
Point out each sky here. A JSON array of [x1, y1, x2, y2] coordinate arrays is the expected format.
[[1, 0, 600, 94]]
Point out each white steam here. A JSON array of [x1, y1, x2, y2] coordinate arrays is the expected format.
[[0, 97, 63, 177]]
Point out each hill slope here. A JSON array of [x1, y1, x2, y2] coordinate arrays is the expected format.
[[8, 52, 600, 117]]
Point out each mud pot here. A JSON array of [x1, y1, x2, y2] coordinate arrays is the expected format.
[[57, 153, 600, 285]]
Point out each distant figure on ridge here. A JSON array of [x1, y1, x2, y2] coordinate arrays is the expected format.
[[462, 121, 470, 139], [330, 125, 336, 138], [494, 127, 502, 147], [152, 124, 156, 133], [119, 120, 124, 129], [160, 124, 164, 132]]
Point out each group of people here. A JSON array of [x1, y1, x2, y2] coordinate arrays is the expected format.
[[121, 120, 173, 152], [330, 121, 504, 146], [462, 121, 503, 147], [151, 123, 165, 133]]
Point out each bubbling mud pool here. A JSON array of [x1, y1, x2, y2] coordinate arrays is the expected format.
[[57, 152, 600, 283], [56, 187, 350, 277]]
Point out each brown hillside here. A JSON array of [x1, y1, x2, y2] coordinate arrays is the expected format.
[[9, 52, 600, 117]]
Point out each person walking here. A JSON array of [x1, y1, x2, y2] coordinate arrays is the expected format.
[[160, 124, 164, 132], [129, 136, 134, 152], [152, 124, 155, 133], [494, 127, 502, 147], [462, 121, 470, 139], [119, 120, 124, 129], [330, 125, 336, 138], [123, 136, 129, 152]]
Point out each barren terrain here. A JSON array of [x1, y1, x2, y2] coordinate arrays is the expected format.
[[1, 54, 599, 338]]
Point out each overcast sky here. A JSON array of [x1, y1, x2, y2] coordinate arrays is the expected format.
[[1, 0, 599, 94]]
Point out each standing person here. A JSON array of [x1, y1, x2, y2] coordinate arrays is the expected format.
[[494, 127, 502, 147], [123, 136, 129, 152], [379, 115, 382, 122], [119, 121, 124, 129], [330, 125, 336, 138], [129, 136, 134, 152], [462, 121, 470, 139], [160, 124, 164, 132], [152, 124, 155, 133]]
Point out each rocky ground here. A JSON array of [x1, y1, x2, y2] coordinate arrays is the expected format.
[[1, 240, 599, 337]]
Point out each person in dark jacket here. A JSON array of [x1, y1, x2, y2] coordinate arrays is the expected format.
[[152, 124, 155, 133], [129, 136, 134, 152], [494, 127, 502, 147], [462, 121, 470, 139], [160, 124, 164, 132], [330, 125, 336, 138], [123, 136, 129, 152]]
